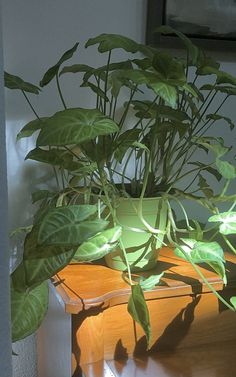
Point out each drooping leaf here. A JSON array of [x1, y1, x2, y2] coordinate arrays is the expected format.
[[11, 281, 48, 342], [31, 190, 56, 204], [16, 118, 47, 141], [4, 71, 40, 94], [194, 138, 229, 158], [38, 205, 108, 246], [36, 108, 119, 147], [85, 33, 140, 53], [81, 81, 109, 101], [140, 272, 164, 291], [128, 284, 151, 346], [216, 158, 236, 180], [148, 81, 177, 108], [40, 42, 79, 87], [206, 114, 235, 130], [73, 226, 122, 262], [198, 175, 214, 198], [26, 148, 81, 171], [11, 224, 76, 291], [82, 60, 133, 83], [207, 261, 227, 285], [188, 162, 222, 181], [114, 129, 141, 163], [156, 25, 199, 65]]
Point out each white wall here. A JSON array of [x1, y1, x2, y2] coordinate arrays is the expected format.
[[2, 1, 147, 376], [0, 1, 12, 375], [2, 0, 236, 376]]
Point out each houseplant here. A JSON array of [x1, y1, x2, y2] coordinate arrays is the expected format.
[[6, 26, 236, 346]]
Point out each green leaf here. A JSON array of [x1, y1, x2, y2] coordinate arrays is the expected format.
[[188, 162, 222, 181], [73, 226, 122, 262], [198, 175, 213, 198], [40, 42, 79, 87], [36, 108, 119, 147], [11, 281, 48, 342], [31, 190, 56, 204], [26, 148, 80, 171], [81, 81, 109, 101], [4, 71, 40, 94], [174, 239, 226, 284], [59, 63, 92, 76], [206, 114, 235, 130], [114, 129, 141, 163], [148, 81, 177, 108], [38, 205, 108, 246], [156, 25, 199, 65], [83, 60, 133, 83], [17, 118, 48, 141], [194, 138, 229, 158], [140, 272, 164, 291], [174, 239, 225, 264], [85, 33, 140, 53], [209, 212, 236, 235], [128, 284, 151, 346], [230, 296, 236, 309], [207, 261, 227, 285], [152, 52, 186, 83], [216, 158, 236, 179], [197, 66, 236, 86]]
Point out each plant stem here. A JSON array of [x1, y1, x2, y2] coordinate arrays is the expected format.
[[56, 73, 67, 109], [21, 90, 40, 119]]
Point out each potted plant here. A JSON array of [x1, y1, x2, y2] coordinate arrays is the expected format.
[[6, 26, 236, 347]]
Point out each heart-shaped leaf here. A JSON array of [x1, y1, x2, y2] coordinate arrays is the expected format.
[[17, 118, 48, 141], [85, 33, 140, 53], [216, 159, 236, 179], [36, 108, 119, 147], [73, 226, 122, 261], [38, 205, 108, 246], [11, 281, 48, 342], [174, 239, 225, 264], [209, 212, 236, 235], [140, 272, 164, 291], [4, 71, 40, 94]]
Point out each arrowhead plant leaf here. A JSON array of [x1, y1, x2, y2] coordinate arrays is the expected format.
[[11, 281, 49, 342], [128, 284, 151, 347], [36, 108, 119, 146]]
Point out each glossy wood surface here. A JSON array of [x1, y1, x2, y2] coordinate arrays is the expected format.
[[54, 248, 236, 314], [50, 248, 236, 377]]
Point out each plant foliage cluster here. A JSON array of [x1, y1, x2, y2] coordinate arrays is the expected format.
[[6, 26, 236, 344]]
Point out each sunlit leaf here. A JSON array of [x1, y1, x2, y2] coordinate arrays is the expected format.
[[216, 158, 236, 179], [73, 226, 122, 261], [128, 284, 151, 346], [209, 212, 236, 235], [140, 272, 164, 291]]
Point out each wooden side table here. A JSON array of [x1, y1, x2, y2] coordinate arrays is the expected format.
[[37, 248, 236, 377]]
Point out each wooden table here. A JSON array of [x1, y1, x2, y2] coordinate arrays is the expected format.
[[37, 248, 236, 377]]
